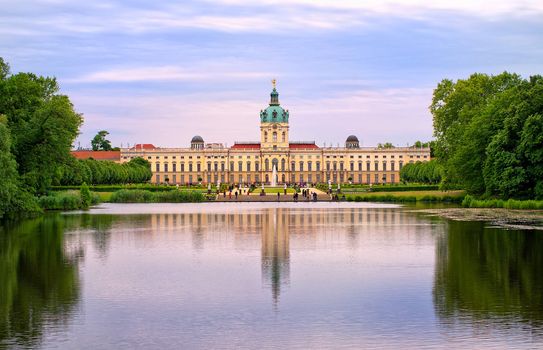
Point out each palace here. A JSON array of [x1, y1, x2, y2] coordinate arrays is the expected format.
[[120, 83, 430, 185]]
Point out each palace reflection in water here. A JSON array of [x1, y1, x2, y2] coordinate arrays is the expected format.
[[1, 204, 542, 349]]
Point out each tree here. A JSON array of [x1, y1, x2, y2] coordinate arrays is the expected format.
[[0, 115, 21, 219], [0, 60, 82, 194], [91, 130, 112, 151], [80, 182, 92, 208], [377, 142, 395, 149], [430, 72, 543, 199]]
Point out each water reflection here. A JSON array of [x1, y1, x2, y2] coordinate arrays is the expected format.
[[1, 204, 542, 349], [141, 206, 432, 304], [0, 216, 81, 349], [434, 220, 543, 331], [261, 209, 290, 304]]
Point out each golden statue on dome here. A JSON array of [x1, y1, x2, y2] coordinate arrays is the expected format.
[[272, 78, 276, 89]]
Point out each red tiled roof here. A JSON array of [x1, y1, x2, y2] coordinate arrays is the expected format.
[[71, 150, 120, 161], [289, 143, 319, 149], [231, 143, 261, 149], [131, 143, 156, 150]]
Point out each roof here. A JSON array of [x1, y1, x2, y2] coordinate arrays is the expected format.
[[231, 143, 261, 150], [346, 135, 359, 142], [131, 143, 156, 150], [289, 142, 319, 149], [71, 150, 120, 161], [191, 135, 204, 143]]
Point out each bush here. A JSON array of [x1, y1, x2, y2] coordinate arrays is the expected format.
[[38, 190, 101, 210], [80, 182, 92, 208], [462, 195, 543, 209], [110, 189, 205, 203]]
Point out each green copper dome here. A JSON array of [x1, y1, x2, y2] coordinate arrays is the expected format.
[[260, 87, 289, 123]]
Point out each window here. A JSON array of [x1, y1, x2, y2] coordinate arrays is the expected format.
[[382, 161, 387, 171], [358, 162, 362, 171], [391, 174, 395, 183], [391, 162, 395, 171], [156, 174, 160, 184], [281, 158, 286, 171], [291, 161, 295, 171], [366, 162, 370, 171], [214, 162, 218, 171], [374, 161, 379, 171], [181, 163, 185, 172], [264, 131, 268, 142], [308, 162, 312, 171], [316, 162, 321, 171], [230, 162, 234, 171], [238, 161, 243, 171], [350, 162, 354, 171], [207, 162, 211, 172], [299, 161, 304, 171], [197, 163, 201, 172], [173, 163, 177, 172], [282, 132, 286, 142], [189, 163, 193, 172], [265, 159, 270, 171], [273, 132, 277, 142], [326, 162, 330, 171], [375, 174, 379, 183], [221, 162, 225, 171], [155, 163, 160, 172], [399, 161, 403, 170], [255, 162, 259, 171], [366, 174, 370, 183], [247, 161, 251, 172]]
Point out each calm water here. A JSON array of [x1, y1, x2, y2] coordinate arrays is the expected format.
[[0, 203, 542, 349]]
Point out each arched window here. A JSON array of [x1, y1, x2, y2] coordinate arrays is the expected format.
[[272, 158, 278, 170], [281, 158, 286, 171], [281, 174, 285, 183], [265, 158, 269, 171], [282, 132, 286, 142], [273, 132, 277, 142]]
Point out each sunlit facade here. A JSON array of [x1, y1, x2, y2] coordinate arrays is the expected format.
[[120, 85, 431, 185]]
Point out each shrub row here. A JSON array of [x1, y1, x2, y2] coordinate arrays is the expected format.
[[57, 157, 152, 185], [109, 189, 205, 203], [462, 195, 543, 209], [50, 184, 208, 192], [346, 194, 463, 203], [38, 190, 101, 210]]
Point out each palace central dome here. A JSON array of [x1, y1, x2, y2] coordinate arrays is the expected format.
[[260, 87, 289, 123]]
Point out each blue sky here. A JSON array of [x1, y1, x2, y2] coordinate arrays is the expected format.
[[2, 0, 543, 148]]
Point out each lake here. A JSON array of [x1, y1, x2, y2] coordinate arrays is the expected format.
[[1, 203, 542, 349]]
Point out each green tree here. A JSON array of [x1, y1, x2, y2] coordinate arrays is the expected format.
[[0, 115, 21, 219], [0, 59, 82, 194], [80, 182, 92, 208], [429, 72, 540, 197], [377, 142, 395, 149], [91, 130, 112, 151]]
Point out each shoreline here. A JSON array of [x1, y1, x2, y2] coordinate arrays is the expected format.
[[416, 208, 543, 230]]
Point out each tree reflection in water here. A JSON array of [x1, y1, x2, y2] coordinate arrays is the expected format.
[[0, 215, 81, 348], [434, 220, 543, 329]]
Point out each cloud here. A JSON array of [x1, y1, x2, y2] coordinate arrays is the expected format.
[[3, 0, 542, 38], [69, 66, 272, 83], [71, 86, 434, 149]]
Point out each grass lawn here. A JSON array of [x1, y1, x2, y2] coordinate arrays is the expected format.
[[250, 187, 296, 195], [95, 192, 113, 202], [345, 190, 466, 203]]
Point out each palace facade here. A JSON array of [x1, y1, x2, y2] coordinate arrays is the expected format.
[[120, 84, 430, 185]]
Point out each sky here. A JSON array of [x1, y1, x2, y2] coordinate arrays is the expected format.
[[1, 0, 543, 148]]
